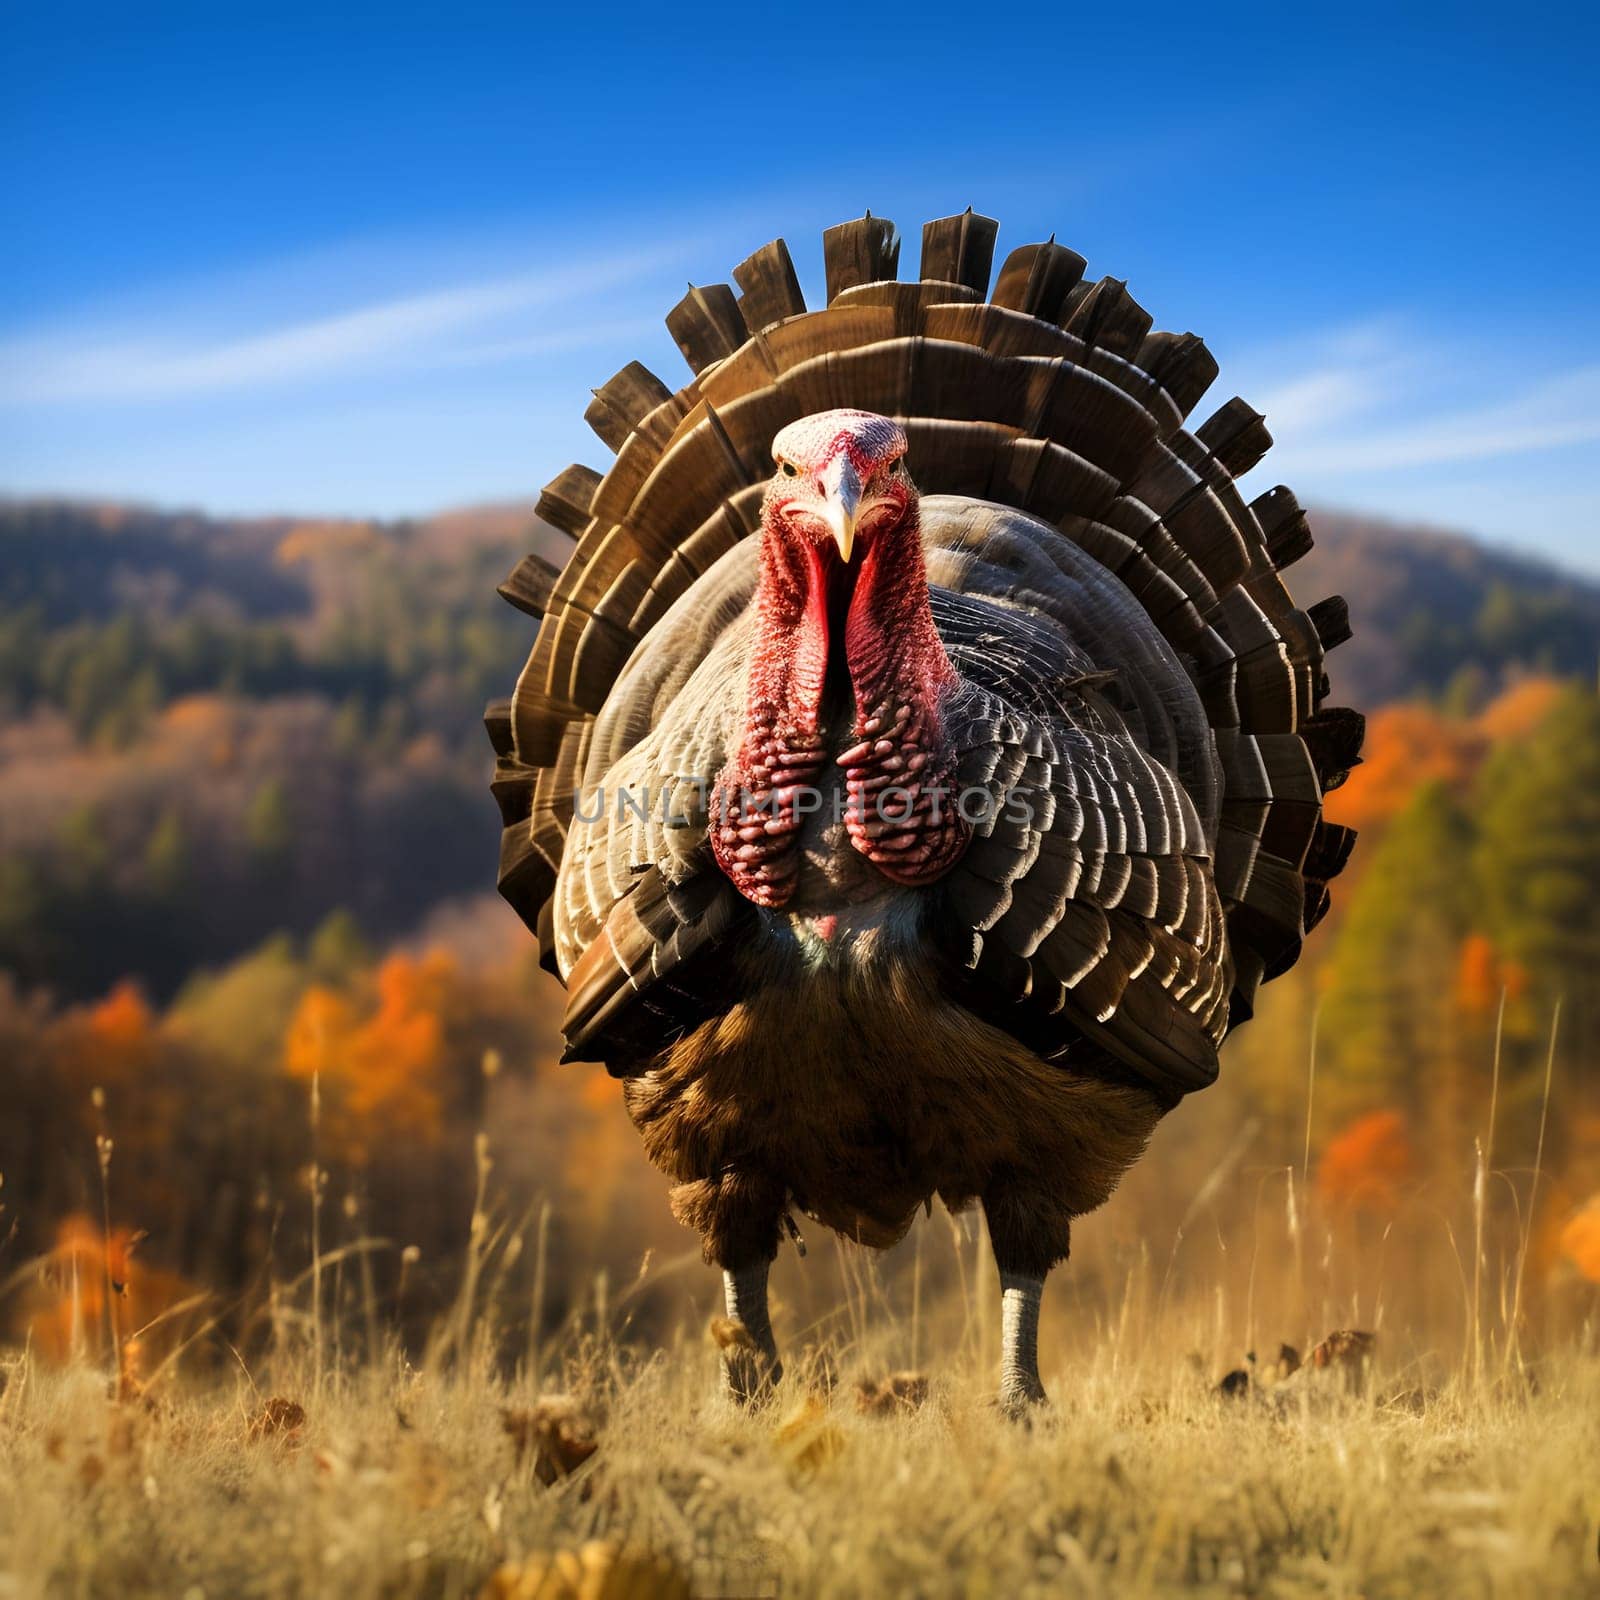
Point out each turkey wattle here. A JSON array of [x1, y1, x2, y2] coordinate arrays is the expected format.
[[486, 211, 1363, 1408]]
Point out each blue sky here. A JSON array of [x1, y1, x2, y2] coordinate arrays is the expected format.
[[3, 3, 1597, 570]]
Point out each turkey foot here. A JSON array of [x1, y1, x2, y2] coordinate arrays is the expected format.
[[719, 1259, 783, 1403]]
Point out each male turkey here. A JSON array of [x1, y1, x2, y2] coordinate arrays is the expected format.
[[486, 211, 1362, 1408]]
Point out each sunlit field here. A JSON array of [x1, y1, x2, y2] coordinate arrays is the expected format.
[[4, 1102, 1599, 1600], [3, 1327, 1597, 1599]]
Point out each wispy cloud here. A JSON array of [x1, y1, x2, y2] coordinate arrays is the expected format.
[[432, 318, 663, 370], [1233, 318, 1418, 435], [1236, 318, 1600, 477], [0, 253, 675, 406], [1272, 364, 1600, 475], [1226, 318, 1600, 568]]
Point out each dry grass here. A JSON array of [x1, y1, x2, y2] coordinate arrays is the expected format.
[[2, 1279, 1598, 1600], [4, 1017, 1598, 1599]]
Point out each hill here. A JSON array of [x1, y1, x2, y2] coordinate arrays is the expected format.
[[6, 495, 1591, 723], [0, 496, 1594, 1001], [1298, 510, 1600, 709], [0, 498, 562, 998]]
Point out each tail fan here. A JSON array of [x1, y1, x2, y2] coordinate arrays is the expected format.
[[489, 210, 1362, 1027]]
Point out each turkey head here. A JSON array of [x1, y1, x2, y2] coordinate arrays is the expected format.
[[709, 408, 969, 907]]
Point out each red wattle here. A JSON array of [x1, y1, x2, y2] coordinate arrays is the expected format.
[[841, 516, 968, 885], [713, 496, 969, 908], [710, 535, 830, 907]]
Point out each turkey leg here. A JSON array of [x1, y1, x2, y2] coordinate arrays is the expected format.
[[998, 1271, 1048, 1411], [984, 1174, 1071, 1411], [721, 1258, 783, 1402]]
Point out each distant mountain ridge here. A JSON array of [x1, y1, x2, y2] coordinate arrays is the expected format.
[[0, 496, 563, 627], [3, 496, 1595, 714], [1, 495, 1595, 1003], [1295, 510, 1600, 709]]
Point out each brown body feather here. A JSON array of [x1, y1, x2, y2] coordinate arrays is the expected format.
[[624, 940, 1162, 1274]]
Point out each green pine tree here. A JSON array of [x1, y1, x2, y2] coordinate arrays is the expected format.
[[308, 908, 371, 982], [1474, 686, 1600, 1004], [143, 807, 189, 900], [1321, 781, 1474, 1126], [58, 801, 111, 889], [245, 779, 294, 870]]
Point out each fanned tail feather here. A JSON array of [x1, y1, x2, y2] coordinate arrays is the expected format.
[[491, 211, 1362, 1048]]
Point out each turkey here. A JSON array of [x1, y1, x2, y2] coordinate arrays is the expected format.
[[486, 210, 1363, 1408]]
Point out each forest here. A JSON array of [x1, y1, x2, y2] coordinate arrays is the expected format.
[[1, 495, 1598, 1357]]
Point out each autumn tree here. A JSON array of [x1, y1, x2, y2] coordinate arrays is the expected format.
[[143, 808, 189, 901], [1318, 1109, 1415, 1216], [1474, 686, 1600, 1172], [1320, 781, 1475, 1156], [246, 778, 294, 870], [1475, 687, 1600, 1014], [307, 908, 371, 983], [284, 950, 460, 1164]]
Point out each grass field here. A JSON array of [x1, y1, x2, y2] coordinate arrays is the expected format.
[[3, 1210, 1598, 1600]]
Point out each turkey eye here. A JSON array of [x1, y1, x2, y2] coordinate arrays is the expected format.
[[889, 458, 904, 477], [779, 460, 799, 478]]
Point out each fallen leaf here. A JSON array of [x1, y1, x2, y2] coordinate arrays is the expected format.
[[501, 1396, 598, 1485], [854, 1371, 928, 1417], [247, 1396, 306, 1443], [774, 1395, 846, 1474], [1310, 1330, 1376, 1371]]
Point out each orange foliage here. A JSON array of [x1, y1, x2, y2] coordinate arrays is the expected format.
[[561, 1067, 639, 1233], [1325, 680, 1564, 836], [26, 1214, 198, 1363], [159, 693, 232, 736], [1453, 934, 1528, 1015], [275, 520, 379, 566], [1455, 934, 1498, 1017], [1322, 706, 1479, 832], [86, 981, 157, 1057], [1473, 675, 1564, 741], [49, 981, 161, 1107], [284, 950, 459, 1161], [1318, 1110, 1415, 1215], [157, 694, 238, 767], [580, 1070, 621, 1113], [1560, 1199, 1600, 1285]]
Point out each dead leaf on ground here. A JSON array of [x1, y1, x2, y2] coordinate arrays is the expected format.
[[1217, 1367, 1252, 1399], [501, 1396, 599, 1485], [854, 1371, 929, 1416], [773, 1395, 846, 1474], [247, 1396, 306, 1443], [1311, 1329, 1376, 1370]]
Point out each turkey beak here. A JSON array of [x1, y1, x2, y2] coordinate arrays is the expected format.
[[819, 455, 862, 564]]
